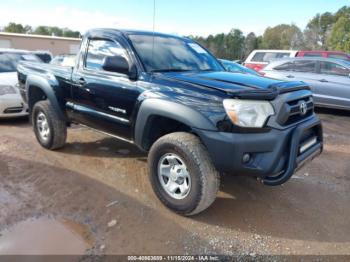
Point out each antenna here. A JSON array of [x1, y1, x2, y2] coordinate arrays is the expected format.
[[151, 0, 156, 67], [152, 0, 156, 33]]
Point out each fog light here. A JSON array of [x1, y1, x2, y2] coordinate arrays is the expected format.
[[242, 153, 251, 163]]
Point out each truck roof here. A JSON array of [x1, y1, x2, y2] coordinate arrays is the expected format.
[[85, 28, 186, 40]]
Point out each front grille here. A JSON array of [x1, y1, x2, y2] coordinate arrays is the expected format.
[[279, 96, 314, 126], [3, 107, 23, 114]]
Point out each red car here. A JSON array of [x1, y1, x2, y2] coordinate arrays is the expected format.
[[296, 51, 350, 61], [245, 50, 350, 72]]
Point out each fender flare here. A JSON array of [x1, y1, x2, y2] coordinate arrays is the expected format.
[[25, 74, 66, 120], [134, 98, 217, 149]]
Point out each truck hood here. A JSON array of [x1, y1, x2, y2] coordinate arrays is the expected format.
[[161, 71, 309, 100]]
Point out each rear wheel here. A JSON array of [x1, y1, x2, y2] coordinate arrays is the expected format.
[[148, 132, 220, 216], [32, 100, 67, 150]]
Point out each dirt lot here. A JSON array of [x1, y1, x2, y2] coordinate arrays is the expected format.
[[0, 109, 349, 257]]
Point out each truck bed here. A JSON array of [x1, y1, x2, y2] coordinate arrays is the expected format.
[[17, 61, 73, 104]]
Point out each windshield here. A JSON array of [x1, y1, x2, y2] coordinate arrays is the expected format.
[[128, 34, 224, 72], [0, 53, 41, 73], [340, 60, 350, 67], [220, 59, 259, 76], [220, 60, 241, 71]]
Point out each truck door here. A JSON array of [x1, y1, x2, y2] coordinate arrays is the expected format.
[[70, 37, 140, 141]]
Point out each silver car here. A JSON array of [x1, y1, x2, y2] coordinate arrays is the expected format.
[[261, 57, 350, 110]]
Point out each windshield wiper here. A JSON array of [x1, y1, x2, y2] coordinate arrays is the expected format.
[[150, 69, 192, 73], [200, 69, 215, 72]]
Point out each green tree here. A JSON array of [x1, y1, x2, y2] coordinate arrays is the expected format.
[[188, 5, 350, 56], [191, 31, 245, 60], [33, 26, 50, 35], [327, 16, 350, 52], [261, 24, 304, 50], [256, 36, 263, 49], [3, 22, 32, 34], [304, 12, 335, 50], [34, 26, 62, 36], [63, 30, 80, 38], [49, 26, 64, 37], [225, 29, 245, 60], [334, 6, 350, 21], [244, 32, 258, 58]]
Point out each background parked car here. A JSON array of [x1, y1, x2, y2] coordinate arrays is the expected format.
[[219, 59, 260, 76], [245, 49, 350, 72], [31, 50, 53, 63], [261, 57, 350, 110], [244, 50, 298, 72], [50, 54, 76, 67], [296, 50, 350, 61], [0, 49, 41, 118]]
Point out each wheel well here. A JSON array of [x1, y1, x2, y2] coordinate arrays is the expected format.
[[28, 85, 47, 111], [141, 115, 192, 151]]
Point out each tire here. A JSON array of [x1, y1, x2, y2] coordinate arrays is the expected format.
[[32, 100, 67, 150], [148, 132, 220, 216]]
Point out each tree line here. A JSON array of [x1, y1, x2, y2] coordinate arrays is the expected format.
[[1, 5, 349, 60], [191, 5, 350, 60], [1, 23, 80, 38]]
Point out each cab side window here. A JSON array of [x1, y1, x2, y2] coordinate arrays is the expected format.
[[85, 39, 128, 71], [293, 60, 316, 73], [252, 52, 291, 63], [320, 61, 350, 77], [274, 62, 294, 71]]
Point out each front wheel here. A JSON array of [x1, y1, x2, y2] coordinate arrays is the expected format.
[[148, 132, 220, 216]]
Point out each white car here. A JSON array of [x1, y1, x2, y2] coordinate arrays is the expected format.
[[244, 50, 298, 72], [0, 49, 41, 118]]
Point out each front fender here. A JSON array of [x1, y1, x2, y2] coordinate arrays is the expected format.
[[134, 98, 217, 149]]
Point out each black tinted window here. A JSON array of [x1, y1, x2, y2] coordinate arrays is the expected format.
[[35, 53, 52, 63], [274, 62, 294, 71], [85, 39, 128, 71], [251, 52, 266, 62], [251, 52, 291, 62], [293, 60, 316, 73], [320, 61, 350, 76]]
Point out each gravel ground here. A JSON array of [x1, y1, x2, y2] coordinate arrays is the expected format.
[[0, 108, 349, 258]]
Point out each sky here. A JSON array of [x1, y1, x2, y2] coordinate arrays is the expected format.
[[0, 0, 348, 37]]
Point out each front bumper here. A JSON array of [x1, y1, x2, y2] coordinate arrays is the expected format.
[[0, 95, 29, 118], [195, 115, 323, 184]]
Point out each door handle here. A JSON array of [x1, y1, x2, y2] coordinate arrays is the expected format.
[[319, 79, 328, 82], [77, 78, 86, 85], [286, 75, 294, 78]]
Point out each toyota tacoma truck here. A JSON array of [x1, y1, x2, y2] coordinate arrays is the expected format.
[[17, 29, 323, 216]]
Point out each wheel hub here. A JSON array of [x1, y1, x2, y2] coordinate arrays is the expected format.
[[169, 166, 183, 183], [36, 112, 50, 141], [158, 153, 191, 200]]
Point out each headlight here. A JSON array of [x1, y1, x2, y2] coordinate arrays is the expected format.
[[223, 99, 275, 128], [0, 85, 17, 96]]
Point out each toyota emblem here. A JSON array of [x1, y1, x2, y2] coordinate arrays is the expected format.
[[300, 102, 308, 116]]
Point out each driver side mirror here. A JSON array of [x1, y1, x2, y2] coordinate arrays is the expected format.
[[102, 55, 137, 80]]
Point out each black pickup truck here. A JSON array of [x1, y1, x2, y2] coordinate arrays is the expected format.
[[17, 29, 323, 216]]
